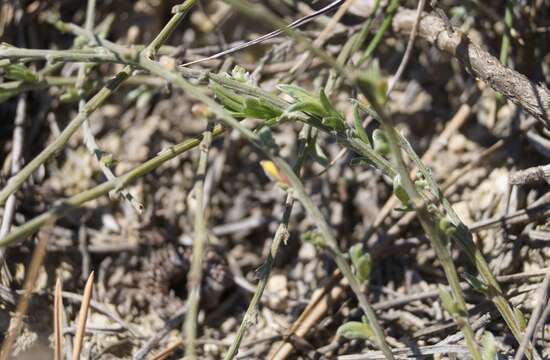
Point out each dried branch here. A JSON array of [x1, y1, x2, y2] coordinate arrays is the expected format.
[[71, 272, 94, 360], [393, 8, 550, 128], [509, 164, 550, 186]]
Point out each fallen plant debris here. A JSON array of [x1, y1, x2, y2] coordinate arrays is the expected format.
[[0, 0, 550, 359]]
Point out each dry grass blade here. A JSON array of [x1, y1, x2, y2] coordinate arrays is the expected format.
[[150, 341, 183, 360], [71, 271, 94, 360], [0, 233, 48, 360], [54, 278, 64, 360]]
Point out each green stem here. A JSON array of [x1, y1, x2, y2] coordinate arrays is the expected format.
[[358, 0, 401, 65], [77, 0, 142, 213], [223, 126, 310, 359], [0, 47, 126, 64], [355, 75, 482, 359], [0, 124, 226, 247], [397, 128, 535, 357], [496, 0, 513, 104], [499, 0, 514, 66], [185, 124, 213, 359], [0, 67, 132, 207], [0, 0, 197, 206]]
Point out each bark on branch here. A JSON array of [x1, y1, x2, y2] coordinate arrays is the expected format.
[[393, 9, 550, 128]]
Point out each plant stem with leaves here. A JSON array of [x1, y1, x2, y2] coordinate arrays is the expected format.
[[354, 74, 482, 360]]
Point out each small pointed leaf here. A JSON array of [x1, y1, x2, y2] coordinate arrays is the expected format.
[[393, 175, 410, 205], [287, 101, 326, 117], [277, 84, 318, 104], [463, 272, 488, 294], [481, 332, 497, 360], [353, 103, 371, 146], [337, 321, 374, 340], [372, 129, 390, 156]]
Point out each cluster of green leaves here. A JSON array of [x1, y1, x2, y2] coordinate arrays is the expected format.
[[277, 85, 346, 131], [0, 54, 40, 102], [211, 66, 282, 122], [0, 62, 38, 83]]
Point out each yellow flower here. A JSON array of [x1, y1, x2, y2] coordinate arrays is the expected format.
[[260, 160, 291, 189]]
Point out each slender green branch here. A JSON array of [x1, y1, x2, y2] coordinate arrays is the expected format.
[[0, 124, 226, 247], [77, 0, 142, 213], [185, 123, 213, 359], [224, 126, 310, 359], [0, 67, 132, 206], [0, 75, 164, 94], [326, 0, 381, 93], [355, 74, 482, 360], [397, 129, 536, 357], [275, 159, 394, 359], [0, 46, 127, 64], [0, 0, 197, 206], [496, 0, 514, 105], [499, 0, 514, 66], [358, 0, 401, 65]]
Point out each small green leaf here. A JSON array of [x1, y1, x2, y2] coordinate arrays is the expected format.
[[372, 129, 390, 156], [59, 88, 80, 103], [481, 332, 497, 360], [256, 126, 277, 150], [337, 321, 374, 340], [243, 97, 282, 120], [415, 179, 429, 190], [301, 230, 326, 248], [463, 273, 488, 294], [349, 157, 373, 167], [99, 153, 116, 167], [352, 99, 381, 123], [307, 139, 330, 168], [231, 65, 250, 83], [439, 216, 457, 236], [319, 88, 333, 113], [5, 64, 39, 83], [0, 88, 20, 103], [353, 103, 371, 146], [287, 101, 326, 117], [322, 115, 345, 131], [438, 285, 459, 316], [211, 83, 244, 113], [277, 84, 318, 104], [349, 243, 364, 265], [360, 60, 387, 106], [514, 307, 527, 331], [349, 244, 371, 284], [355, 253, 372, 283], [393, 175, 410, 205]]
